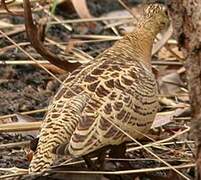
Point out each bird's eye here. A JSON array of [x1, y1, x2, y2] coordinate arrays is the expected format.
[[164, 10, 168, 16]]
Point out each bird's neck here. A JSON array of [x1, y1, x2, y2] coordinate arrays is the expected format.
[[132, 29, 155, 68], [113, 21, 159, 71]]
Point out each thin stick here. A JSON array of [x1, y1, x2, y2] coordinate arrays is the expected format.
[[72, 34, 122, 40], [0, 60, 49, 65], [0, 167, 28, 172], [0, 60, 183, 66]]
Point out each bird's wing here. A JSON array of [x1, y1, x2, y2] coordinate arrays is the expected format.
[[55, 59, 158, 157]]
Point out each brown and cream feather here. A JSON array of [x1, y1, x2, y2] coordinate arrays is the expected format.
[[29, 4, 170, 173]]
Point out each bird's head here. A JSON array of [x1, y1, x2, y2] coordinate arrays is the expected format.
[[140, 4, 170, 34]]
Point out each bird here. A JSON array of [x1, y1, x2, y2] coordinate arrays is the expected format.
[[29, 3, 170, 173]]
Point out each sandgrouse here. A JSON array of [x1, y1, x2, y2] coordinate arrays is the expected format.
[[29, 4, 170, 173]]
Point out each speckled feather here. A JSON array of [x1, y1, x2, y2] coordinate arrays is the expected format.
[[29, 4, 169, 173]]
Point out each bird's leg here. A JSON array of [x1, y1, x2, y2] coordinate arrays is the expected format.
[[83, 145, 111, 170], [109, 142, 132, 170], [109, 142, 127, 158], [83, 155, 96, 170], [95, 146, 111, 169]]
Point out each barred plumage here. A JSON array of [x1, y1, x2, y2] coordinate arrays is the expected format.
[[29, 3, 170, 173]]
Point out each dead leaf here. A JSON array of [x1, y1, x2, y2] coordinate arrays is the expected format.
[[158, 46, 184, 60], [0, 117, 13, 124], [0, 113, 40, 137], [151, 111, 176, 128], [15, 113, 37, 123], [102, 9, 136, 33], [152, 24, 173, 55], [159, 71, 185, 95], [159, 97, 177, 107], [0, 20, 14, 28], [38, 64, 66, 74], [151, 107, 188, 129], [71, 0, 92, 18]]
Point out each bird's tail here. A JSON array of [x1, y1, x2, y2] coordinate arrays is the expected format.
[[29, 94, 88, 173]]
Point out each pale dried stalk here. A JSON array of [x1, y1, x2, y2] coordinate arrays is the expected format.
[[0, 122, 41, 133], [0, 60, 49, 64], [0, 141, 30, 149], [0, 172, 27, 179], [0, 167, 28, 173], [0, 60, 184, 66], [72, 34, 122, 40]]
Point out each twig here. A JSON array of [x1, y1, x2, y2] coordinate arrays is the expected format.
[[0, 60, 49, 64], [152, 61, 183, 66], [23, 0, 81, 72], [72, 34, 122, 40], [0, 60, 183, 66], [0, 166, 28, 172]]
